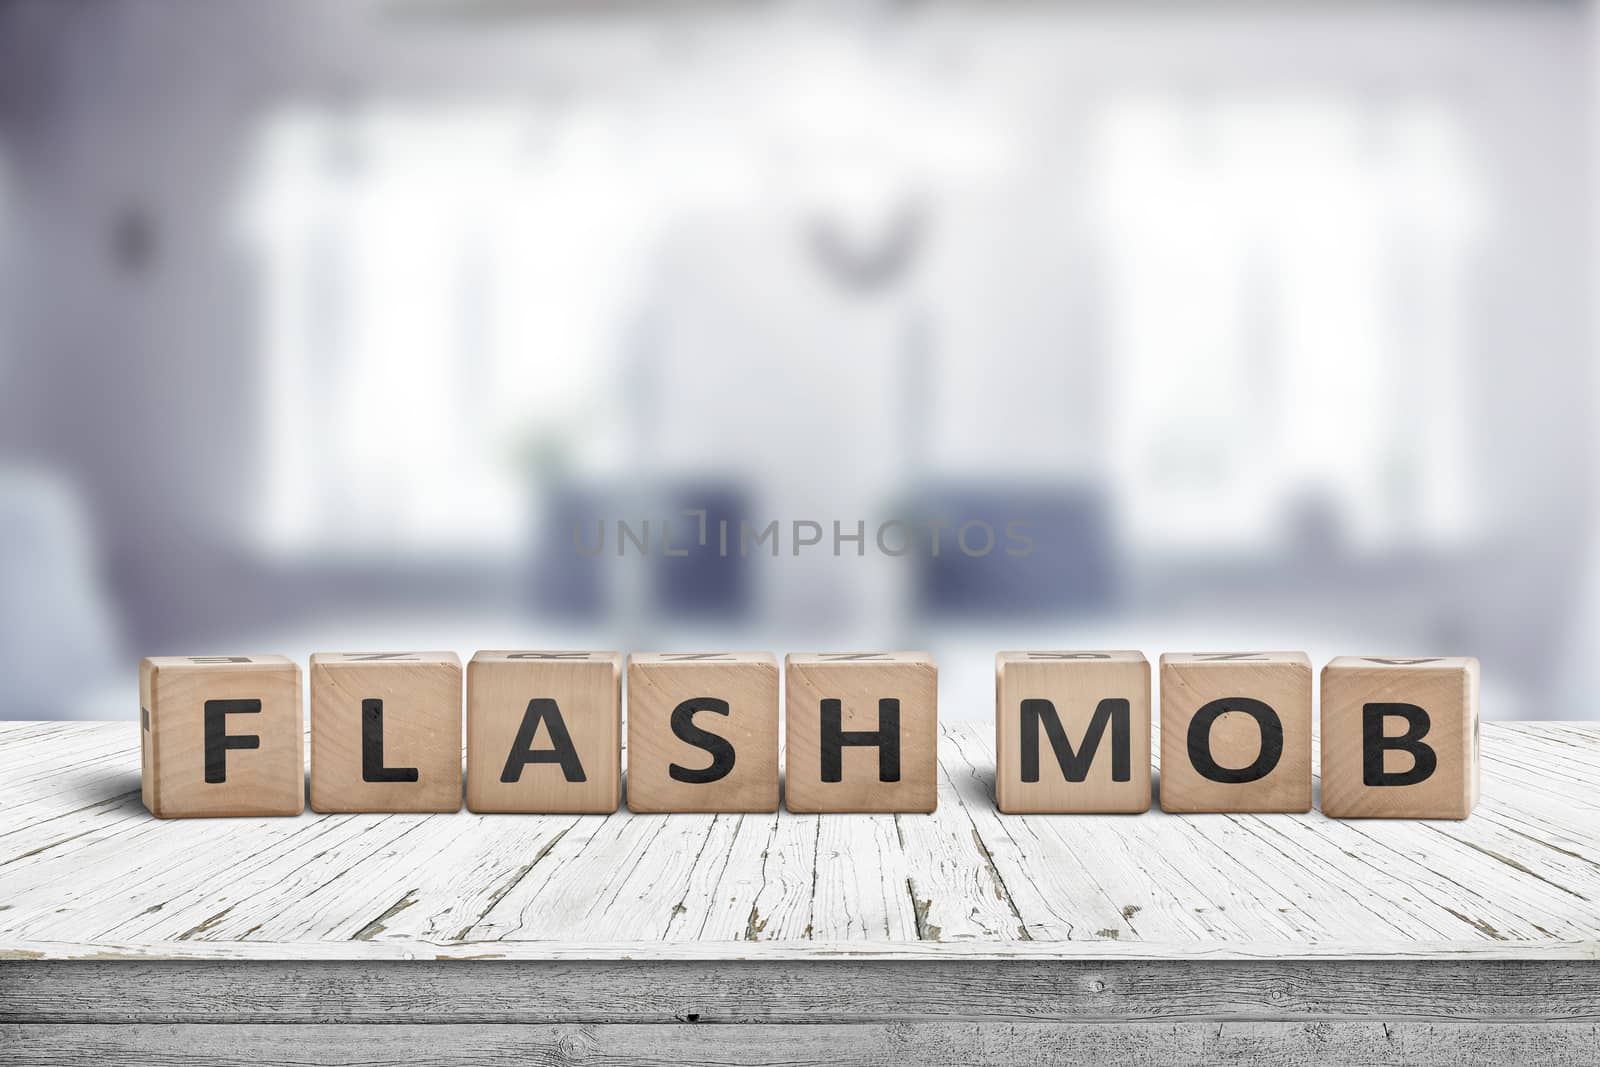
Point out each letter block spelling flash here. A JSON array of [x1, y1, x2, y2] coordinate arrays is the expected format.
[[139, 655, 304, 818], [310, 652, 462, 814], [1159, 652, 1313, 814], [785, 652, 938, 813], [995, 651, 1151, 814], [1320, 657, 1480, 819], [466, 651, 622, 814], [627, 652, 780, 813]]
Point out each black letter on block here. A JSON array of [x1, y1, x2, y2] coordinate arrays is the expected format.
[[1021, 698, 1130, 783], [1362, 703, 1437, 786], [669, 697, 737, 784], [1187, 698, 1283, 784], [502, 699, 587, 783], [203, 699, 261, 783], [821, 698, 901, 783], [362, 698, 419, 783]]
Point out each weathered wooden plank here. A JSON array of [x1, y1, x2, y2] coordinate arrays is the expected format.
[[4, 959, 1598, 1024], [3, 1020, 1598, 1067]]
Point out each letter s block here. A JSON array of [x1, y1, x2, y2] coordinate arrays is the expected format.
[[995, 651, 1151, 814], [139, 655, 303, 818], [627, 652, 779, 813], [1160, 652, 1312, 813], [466, 651, 622, 814], [785, 652, 938, 813], [310, 652, 462, 814], [1321, 657, 1479, 819]]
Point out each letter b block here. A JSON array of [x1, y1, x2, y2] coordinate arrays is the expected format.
[[467, 651, 622, 814], [1160, 652, 1312, 813], [785, 652, 938, 813], [310, 652, 462, 813], [995, 651, 1151, 813], [627, 652, 779, 813], [1321, 657, 1479, 819], [139, 655, 303, 818]]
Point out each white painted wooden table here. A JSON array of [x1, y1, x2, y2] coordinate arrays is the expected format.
[[1, 720, 1597, 1065]]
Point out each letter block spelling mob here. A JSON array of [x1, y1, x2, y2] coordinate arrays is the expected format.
[[995, 651, 1152, 814], [1159, 652, 1313, 814], [1320, 657, 1480, 819]]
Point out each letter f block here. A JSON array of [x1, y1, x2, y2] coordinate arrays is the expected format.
[[1321, 657, 1479, 819], [785, 652, 938, 813], [140, 655, 303, 818], [995, 651, 1151, 813]]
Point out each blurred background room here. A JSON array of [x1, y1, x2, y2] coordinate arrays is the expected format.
[[0, 0, 1590, 720]]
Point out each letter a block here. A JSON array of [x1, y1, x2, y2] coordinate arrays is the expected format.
[[139, 655, 303, 818], [627, 652, 779, 813], [995, 651, 1151, 814], [310, 652, 462, 813], [466, 651, 621, 814], [1321, 657, 1479, 819], [1160, 652, 1312, 813], [785, 652, 938, 813]]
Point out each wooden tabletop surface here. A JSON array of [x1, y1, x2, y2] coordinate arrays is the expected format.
[[1, 719, 1595, 963]]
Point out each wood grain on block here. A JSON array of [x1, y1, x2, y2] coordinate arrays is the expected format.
[[626, 652, 779, 814], [138, 655, 303, 818], [1321, 657, 1480, 819], [784, 652, 938, 813], [1159, 652, 1312, 814], [995, 651, 1151, 814], [466, 651, 621, 814], [309, 652, 462, 814]]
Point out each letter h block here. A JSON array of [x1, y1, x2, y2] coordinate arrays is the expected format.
[[139, 655, 303, 818], [627, 652, 779, 813], [1160, 652, 1312, 814], [995, 651, 1151, 813], [785, 652, 938, 813], [1321, 657, 1479, 819], [310, 652, 462, 813], [466, 651, 622, 814]]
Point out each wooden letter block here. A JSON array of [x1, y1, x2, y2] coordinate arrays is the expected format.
[[310, 652, 462, 813], [627, 652, 779, 813], [995, 651, 1151, 814], [785, 652, 938, 813], [1320, 656, 1480, 819], [467, 651, 621, 814], [1160, 652, 1312, 813], [139, 655, 303, 818]]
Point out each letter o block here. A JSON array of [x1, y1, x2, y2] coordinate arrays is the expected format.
[[627, 653, 779, 813], [139, 655, 303, 818], [466, 652, 622, 814], [995, 651, 1151, 814], [310, 652, 462, 814], [1321, 657, 1479, 819], [1159, 652, 1312, 813], [785, 652, 938, 813]]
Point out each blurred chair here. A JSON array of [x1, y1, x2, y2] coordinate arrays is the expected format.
[[0, 465, 125, 719], [914, 485, 1117, 619]]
